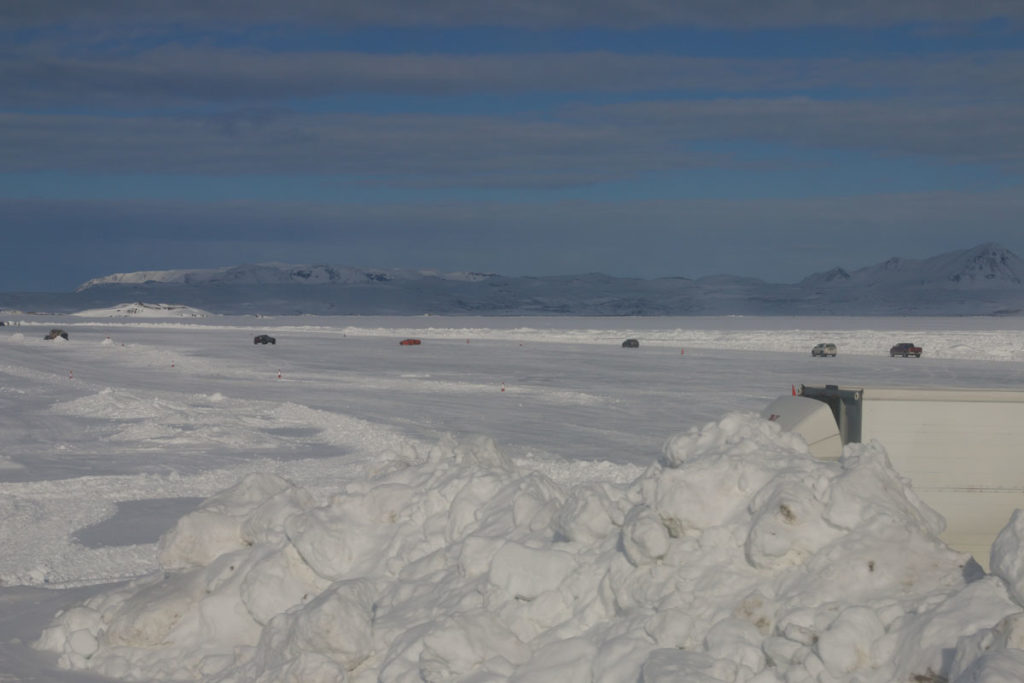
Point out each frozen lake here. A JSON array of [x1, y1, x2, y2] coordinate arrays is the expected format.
[[3, 314, 1024, 680]]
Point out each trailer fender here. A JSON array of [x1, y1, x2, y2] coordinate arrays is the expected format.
[[762, 395, 842, 460]]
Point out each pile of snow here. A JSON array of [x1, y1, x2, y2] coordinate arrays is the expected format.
[[35, 414, 1024, 681], [72, 302, 212, 318]]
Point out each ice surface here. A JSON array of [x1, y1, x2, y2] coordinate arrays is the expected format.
[[3, 314, 1024, 681]]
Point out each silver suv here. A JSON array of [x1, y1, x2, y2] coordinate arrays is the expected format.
[[811, 343, 837, 357]]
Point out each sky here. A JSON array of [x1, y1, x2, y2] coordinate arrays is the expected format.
[[3, 1, 1024, 292]]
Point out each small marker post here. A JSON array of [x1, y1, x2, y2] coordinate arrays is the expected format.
[[792, 385, 797, 396], [277, 369, 282, 380], [681, 348, 685, 355], [69, 369, 73, 380], [501, 382, 505, 392]]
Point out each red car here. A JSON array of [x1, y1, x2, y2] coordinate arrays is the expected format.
[[399, 338, 422, 346]]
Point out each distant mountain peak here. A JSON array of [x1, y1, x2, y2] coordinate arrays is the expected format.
[[944, 243, 1022, 286], [800, 267, 851, 286], [801, 243, 1023, 291]]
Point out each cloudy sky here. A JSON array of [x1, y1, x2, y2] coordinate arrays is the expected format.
[[3, 1, 1024, 291]]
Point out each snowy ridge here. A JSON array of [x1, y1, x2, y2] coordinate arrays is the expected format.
[[75, 267, 222, 289]]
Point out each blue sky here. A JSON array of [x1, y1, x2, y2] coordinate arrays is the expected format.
[[2, 1, 1023, 291]]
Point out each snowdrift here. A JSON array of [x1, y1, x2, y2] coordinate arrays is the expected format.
[[35, 414, 1024, 682]]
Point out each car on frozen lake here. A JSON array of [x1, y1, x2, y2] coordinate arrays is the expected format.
[[811, 343, 837, 357], [889, 342, 922, 358], [621, 338, 639, 348], [44, 328, 68, 340], [253, 334, 276, 345], [399, 338, 422, 346]]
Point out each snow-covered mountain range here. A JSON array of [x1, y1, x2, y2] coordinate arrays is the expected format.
[[4, 243, 1024, 317], [75, 264, 496, 289], [799, 243, 1023, 289]]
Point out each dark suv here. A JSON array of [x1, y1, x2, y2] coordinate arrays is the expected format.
[[889, 342, 922, 358], [254, 334, 276, 345]]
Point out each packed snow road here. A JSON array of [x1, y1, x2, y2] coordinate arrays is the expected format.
[[2, 315, 1024, 681]]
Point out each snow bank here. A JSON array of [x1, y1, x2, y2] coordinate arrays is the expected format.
[[36, 415, 1024, 681]]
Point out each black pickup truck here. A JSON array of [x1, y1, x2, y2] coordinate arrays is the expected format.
[[889, 342, 922, 358]]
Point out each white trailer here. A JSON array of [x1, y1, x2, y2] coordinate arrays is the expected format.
[[762, 384, 1024, 569]]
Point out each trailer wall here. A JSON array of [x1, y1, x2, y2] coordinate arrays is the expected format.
[[858, 389, 1024, 566]]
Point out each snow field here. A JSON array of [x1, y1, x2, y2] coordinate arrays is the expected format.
[[5, 315, 1024, 681]]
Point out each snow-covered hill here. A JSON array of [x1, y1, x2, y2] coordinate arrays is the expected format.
[[4, 244, 1023, 317], [71, 302, 213, 318]]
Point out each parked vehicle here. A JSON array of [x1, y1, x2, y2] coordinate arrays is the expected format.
[[763, 384, 1024, 568], [622, 338, 640, 348], [811, 343, 836, 357], [399, 338, 422, 346], [44, 328, 68, 340], [889, 342, 922, 358], [254, 334, 276, 345]]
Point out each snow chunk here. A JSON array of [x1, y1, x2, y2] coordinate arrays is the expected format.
[[621, 505, 670, 566], [253, 578, 376, 672], [991, 509, 1024, 604], [488, 542, 576, 599], [158, 473, 304, 570], [815, 606, 885, 677]]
